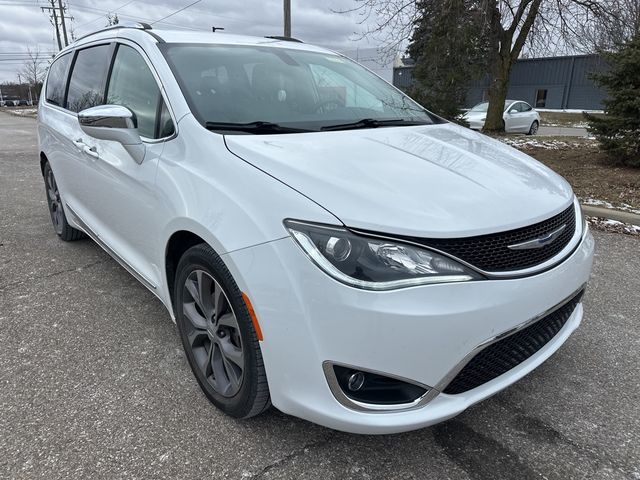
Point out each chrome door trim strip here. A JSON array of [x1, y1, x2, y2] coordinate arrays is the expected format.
[[65, 203, 157, 291]]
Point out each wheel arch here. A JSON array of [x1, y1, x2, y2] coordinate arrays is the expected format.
[[165, 230, 209, 310], [40, 152, 48, 176]]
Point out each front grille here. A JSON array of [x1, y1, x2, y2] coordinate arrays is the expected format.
[[411, 204, 576, 272], [443, 290, 584, 395]]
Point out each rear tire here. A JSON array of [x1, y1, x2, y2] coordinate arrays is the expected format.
[[174, 243, 270, 419], [43, 162, 86, 241], [527, 120, 539, 136]]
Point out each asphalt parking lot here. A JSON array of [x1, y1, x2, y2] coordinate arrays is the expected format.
[[1, 111, 639, 479]]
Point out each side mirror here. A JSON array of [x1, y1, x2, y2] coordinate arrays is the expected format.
[[78, 105, 145, 164]]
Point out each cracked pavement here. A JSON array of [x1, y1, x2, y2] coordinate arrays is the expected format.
[[1, 111, 639, 479]]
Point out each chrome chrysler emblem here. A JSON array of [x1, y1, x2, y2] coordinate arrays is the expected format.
[[507, 224, 567, 250]]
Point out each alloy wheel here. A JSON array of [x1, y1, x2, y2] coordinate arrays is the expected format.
[[181, 270, 245, 397], [530, 121, 539, 135], [45, 168, 64, 235]]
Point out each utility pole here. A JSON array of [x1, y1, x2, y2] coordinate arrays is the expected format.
[[58, 0, 69, 46], [283, 0, 291, 37], [41, 1, 62, 50], [41, 0, 72, 50]]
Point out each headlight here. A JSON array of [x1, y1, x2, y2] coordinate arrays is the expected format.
[[284, 220, 483, 290]]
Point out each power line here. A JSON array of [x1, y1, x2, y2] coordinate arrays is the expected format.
[[72, 0, 136, 29], [41, 0, 72, 50], [150, 0, 201, 25]]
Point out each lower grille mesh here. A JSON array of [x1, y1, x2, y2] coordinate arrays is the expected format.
[[443, 290, 584, 395]]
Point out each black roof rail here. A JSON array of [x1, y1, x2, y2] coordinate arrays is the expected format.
[[74, 22, 153, 43], [264, 35, 303, 43]]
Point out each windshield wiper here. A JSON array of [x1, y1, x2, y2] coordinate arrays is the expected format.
[[205, 121, 311, 134], [320, 118, 430, 131]]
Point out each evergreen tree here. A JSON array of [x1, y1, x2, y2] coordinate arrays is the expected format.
[[406, 0, 490, 122], [586, 35, 640, 167]]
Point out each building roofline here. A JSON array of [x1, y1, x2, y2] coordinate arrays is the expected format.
[[395, 52, 601, 69]]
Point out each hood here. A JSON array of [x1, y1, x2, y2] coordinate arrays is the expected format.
[[463, 111, 487, 119], [224, 123, 573, 238]]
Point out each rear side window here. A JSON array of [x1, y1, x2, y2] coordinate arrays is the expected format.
[[106, 45, 174, 139], [66, 44, 112, 113], [45, 53, 72, 106]]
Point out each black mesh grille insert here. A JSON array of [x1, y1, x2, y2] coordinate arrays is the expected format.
[[443, 290, 584, 395], [410, 204, 576, 272]]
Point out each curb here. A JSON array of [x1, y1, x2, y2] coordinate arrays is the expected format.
[[582, 205, 640, 225]]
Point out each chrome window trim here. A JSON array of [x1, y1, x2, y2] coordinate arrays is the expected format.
[[112, 38, 178, 143], [42, 39, 114, 113], [322, 361, 438, 413], [42, 37, 178, 144]]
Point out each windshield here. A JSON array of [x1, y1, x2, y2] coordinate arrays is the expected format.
[[160, 43, 439, 133], [469, 101, 510, 113]]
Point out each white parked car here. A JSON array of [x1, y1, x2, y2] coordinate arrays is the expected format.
[[38, 23, 593, 434], [464, 100, 541, 134]]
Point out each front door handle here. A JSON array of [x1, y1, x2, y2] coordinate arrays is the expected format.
[[73, 139, 85, 151], [83, 145, 99, 159]]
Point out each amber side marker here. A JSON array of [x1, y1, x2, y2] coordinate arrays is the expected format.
[[242, 292, 263, 341]]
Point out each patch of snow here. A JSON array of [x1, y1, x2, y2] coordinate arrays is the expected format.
[[587, 216, 640, 236], [8, 108, 37, 117], [581, 198, 640, 216], [536, 108, 604, 114], [499, 137, 596, 150], [543, 122, 589, 128]]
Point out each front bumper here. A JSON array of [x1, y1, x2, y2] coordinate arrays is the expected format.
[[465, 118, 485, 130], [224, 227, 595, 434]]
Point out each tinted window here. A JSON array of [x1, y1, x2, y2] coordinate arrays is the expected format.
[[45, 53, 72, 106], [66, 44, 112, 113], [520, 102, 532, 112], [107, 45, 172, 139]]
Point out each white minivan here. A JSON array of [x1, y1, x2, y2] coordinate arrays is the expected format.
[[38, 23, 594, 434]]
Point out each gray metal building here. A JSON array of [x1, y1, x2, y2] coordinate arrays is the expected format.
[[393, 54, 608, 110]]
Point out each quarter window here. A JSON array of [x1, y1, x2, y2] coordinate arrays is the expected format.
[[66, 44, 112, 113], [106, 45, 173, 139], [45, 53, 72, 106]]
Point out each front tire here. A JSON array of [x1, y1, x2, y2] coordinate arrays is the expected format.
[[43, 162, 86, 241], [174, 243, 270, 418], [527, 120, 539, 136]]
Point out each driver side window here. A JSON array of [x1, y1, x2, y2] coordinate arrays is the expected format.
[[106, 44, 174, 139]]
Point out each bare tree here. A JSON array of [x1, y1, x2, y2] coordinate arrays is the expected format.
[[19, 47, 47, 100], [573, 0, 640, 52], [339, 0, 607, 131]]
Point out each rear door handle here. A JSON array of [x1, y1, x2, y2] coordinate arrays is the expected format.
[[73, 139, 85, 151]]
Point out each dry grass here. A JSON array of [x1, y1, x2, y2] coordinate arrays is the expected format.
[[522, 143, 640, 209], [538, 111, 605, 128]]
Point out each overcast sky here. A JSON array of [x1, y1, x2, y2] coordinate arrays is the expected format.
[[0, 0, 392, 83]]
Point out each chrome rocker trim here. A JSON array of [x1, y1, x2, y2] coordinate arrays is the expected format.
[[65, 203, 157, 291]]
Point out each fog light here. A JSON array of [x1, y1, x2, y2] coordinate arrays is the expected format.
[[333, 365, 427, 405], [347, 371, 365, 391]]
